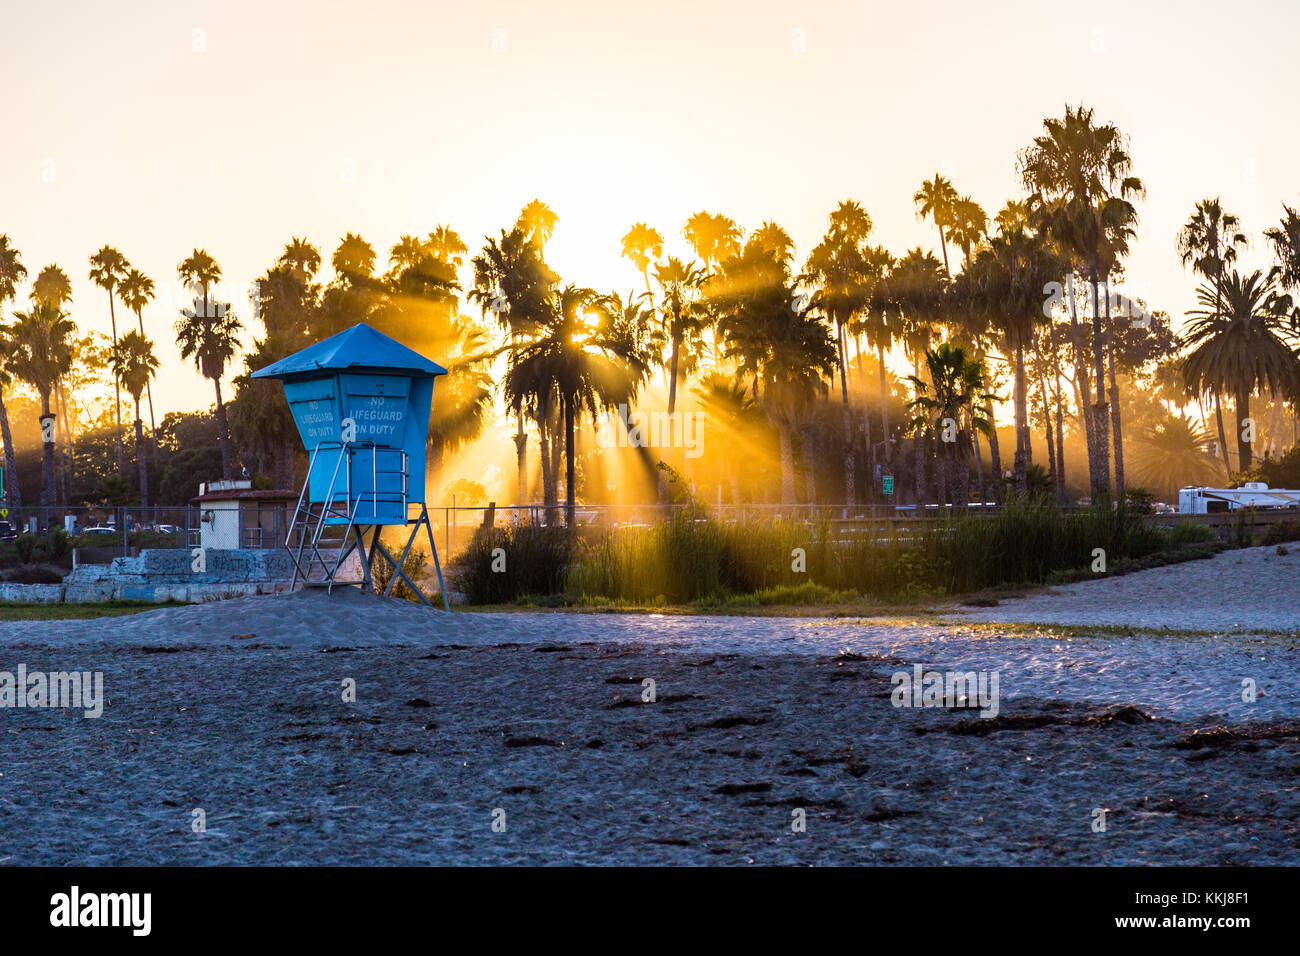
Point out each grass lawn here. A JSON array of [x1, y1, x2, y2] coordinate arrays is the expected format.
[[0, 601, 187, 621]]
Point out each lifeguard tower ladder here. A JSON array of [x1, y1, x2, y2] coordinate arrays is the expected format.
[[251, 323, 451, 610]]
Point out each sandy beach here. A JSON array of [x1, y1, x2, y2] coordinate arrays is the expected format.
[[1, 546, 1297, 865]]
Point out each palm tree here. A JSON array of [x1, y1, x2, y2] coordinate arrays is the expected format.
[[961, 228, 1032, 494], [470, 227, 559, 503], [652, 256, 709, 415], [279, 236, 322, 283], [8, 300, 75, 506], [110, 330, 159, 505], [516, 200, 559, 258], [714, 239, 837, 503], [88, 246, 132, 475], [1176, 198, 1249, 477], [1266, 201, 1300, 296], [504, 285, 652, 526], [913, 175, 959, 278], [683, 211, 741, 274], [385, 234, 427, 281], [1019, 104, 1144, 500], [857, 246, 900, 469], [891, 249, 946, 505], [948, 196, 989, 268], [0, 235, 27, 509], [117, 268, 157, 440], [177, 249, 240, 480], [1128, 415, 1221, 499], [760, 295, 839, 505], [1179, 269, 1299, 473], [426, 226, 468, 268], [331, 233, 376, 282], [906, 342, 996, 510], [31, 264, 72, 309], [620, 223, 664, 302], [803, 200, 873, 504], [29, 265, 75, 503]]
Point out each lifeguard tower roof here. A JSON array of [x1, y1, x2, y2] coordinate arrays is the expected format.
[[251, 323, 447, 381]]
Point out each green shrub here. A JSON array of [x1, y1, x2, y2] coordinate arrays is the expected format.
[[1163, 520, 1215, 547], [47, 528, 70, 561], [1262, 520, 1300, 546], [372, 547, 429, 602], [453, 522, 573, 604]]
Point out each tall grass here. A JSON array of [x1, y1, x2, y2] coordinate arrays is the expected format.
[[452, 500, 1200, 605], [917, 496, 1166, 592]]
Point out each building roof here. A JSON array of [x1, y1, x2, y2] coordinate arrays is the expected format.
[[191, 488, 298, 504], [250, 323, 448, 381]]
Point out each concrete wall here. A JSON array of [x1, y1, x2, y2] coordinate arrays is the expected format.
[[1, 548, 299, 605]]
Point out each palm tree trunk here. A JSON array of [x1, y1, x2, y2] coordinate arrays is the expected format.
[[136, 308, 158, 435], [564, 395, 576, 528], [935, 432, 949, 511], [935, 219, 951, 278], [537, 412, 554, 519], [108, 291, 125, 476], [877, 344, 890, 463], [1087, 262, 1111, 499], [835, 320, 855, 510], [0, 382, 20, 509], [913, 429, 928, 509], [135, 404, 148, 507], [212, 376, 233, 480], [1033, 342, 1057, 491], [1235, 387, 1253, 472], [1214, 393, 1231, 479], [1103, 276, 1125, 497], [1066, 275, 1094, 495], [514, 410, 528, 504], [56, 380, 73, 504], [549, 405, 562, 508], [1014, 343, 1029, 495], [40, 390, 56, 508], [667, 333, 681, 415]]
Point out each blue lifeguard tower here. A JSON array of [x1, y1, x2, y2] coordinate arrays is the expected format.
[[251, 323, 450, 609]]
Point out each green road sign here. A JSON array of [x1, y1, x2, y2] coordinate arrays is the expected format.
[[0, 463, 4, 496], [882, 475, 894, 495]]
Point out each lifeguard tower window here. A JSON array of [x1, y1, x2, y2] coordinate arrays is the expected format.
[[251, 323, 450, 608]]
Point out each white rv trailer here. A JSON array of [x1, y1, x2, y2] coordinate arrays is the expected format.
[[1178, 482, 1300, 514]]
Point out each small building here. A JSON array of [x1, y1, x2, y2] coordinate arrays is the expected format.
[[192, 480, 297, 550]]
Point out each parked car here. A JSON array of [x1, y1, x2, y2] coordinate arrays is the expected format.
[[80, 526, 119, 537], [0, 521, 16, 540], [154, 524, 181, 534]]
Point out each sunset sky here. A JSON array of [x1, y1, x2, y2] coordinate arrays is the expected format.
[[3, 0, 1297, 417]]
